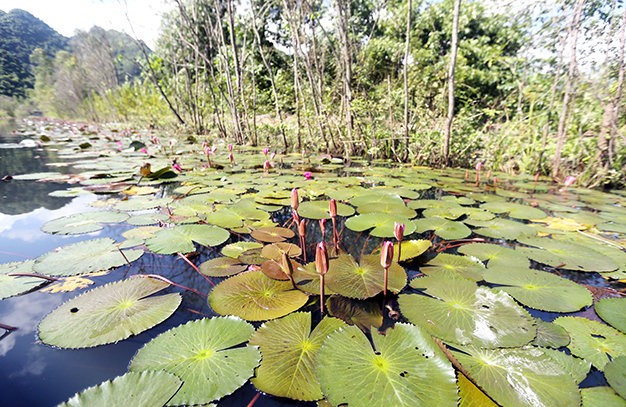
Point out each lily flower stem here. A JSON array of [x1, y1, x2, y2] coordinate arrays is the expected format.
[[247, 392, 262, 407], [7, 273, 57, 282], [177, 253, 215, 287], [320, 274, 325, 316], [397, 241, 402, 263], [383, 266, 389, 305], [0, 323, 17, 332], [331, 217, 339, 252], [140, 274, 206, 298]]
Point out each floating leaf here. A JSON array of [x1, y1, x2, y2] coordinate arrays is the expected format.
[[465, 218, 536, 240], [250, 313, 346, 401], [146, 225, 230, 254], [517, 237, 618, 272], [325, 253, 407, 299], [554, 316, 626, 370], [59, 371, 183, 407], [533, 320, 571, 348], [209, 270, 309, 321], [316, 323, 458, 407], [457, 372, 498, 407], [129, 316, 260, 406], [39, 277, 181, 348], [401, 276, 535, 348], [480, 201, 547, 220], [457, 243, 530, 268], [250, 226, 295, 243], [452, 346, 581, 407], [261, 242, 302, 260], [596, 297, 626, 334], [204, 208, 245, 228], [326, 296, 383, 332], [221, 241, 263, 258], [413, 217, 471, 239], [483, 266, 592, 312], [581, 387, 626, 407], [34, 238, 143, 276], [396, 239, 432, 261], [297, 200, 355, 219], [0, 260, 45, 299], [605, 356, 626, 399], [199, 257, 247, 277], [421, 253, 485, 281], [597, 222, 626, 234], [345, 213, 416, 238], [42, 211, 128, 234], [357, 201, 416, 218]]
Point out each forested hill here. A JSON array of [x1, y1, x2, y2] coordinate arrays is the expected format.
[[0, 9, 67, 98]]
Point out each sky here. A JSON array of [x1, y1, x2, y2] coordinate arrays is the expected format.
[[0, 0, 173, 48]]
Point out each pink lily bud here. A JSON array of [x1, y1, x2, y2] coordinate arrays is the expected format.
[[394, 222, 405, 242], [172, 163, 183, 173], [263, 160, 271, 171], [291, 188, 299, 211], [476, 161, 483, 172], [329, 199, 337, 218], [315, 242, 329, 275], [380, 241, 394, 269], [303, 171, 312, 180], [228, 143, 233, 152], [270, 152, 276, 161], [263, 147, 269, 156], [564, 176, 576, 187], [298, 219, 306, 236]]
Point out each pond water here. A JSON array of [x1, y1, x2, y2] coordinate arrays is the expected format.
[[0, 118, 625, 406]]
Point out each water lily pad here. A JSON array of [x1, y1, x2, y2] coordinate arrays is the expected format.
[[326, 296, 383, 331], [250, 226, 295, 243], [350, 191, 404, 207], [38, 277, 181, 348], [129, 316, 260, 405], [114, 197, 172, 211], [457, 243, 530, 268], [345, 213, 416, 238], [199, 257, 247, 277], [357, 201, 416, 218], [316, 323, 457, 407], [464, 218, 536, 240], [325, 254, 407, 299], [581, 387, 626, 407], [413, 217, 471, 239], [250, 313, 346, 401], [483, 266, 592, 312], [596, 297, 626, 334], [421, 253, 485, 281], [297, 200, 355, 219], [480, 201, 547, 220], [203, 208, 245, 228], [261, 242, 302, 260], [597, 222, 626, 234], [120, 226, 161, 247], [42, 211, 129, 234], [221, 241, 263, 258], [396, 239, 432, 261], [0, 260, 45, 299], [457, 372, 497, 407], [34, 238, 143, 276], [59, 370, 183, 407], [146, 224, 230, 254], [126, 212, 169, 226], [209, 270, 309, 321], [605, 356, 626, 399], [533, 320, 571, 348], [451, 346, 581, 407], [400, 276, 535, 348], [517, 237, 618, 272], [554, 316, 626, 370]]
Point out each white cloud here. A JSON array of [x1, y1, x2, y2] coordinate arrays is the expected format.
[[1, 0, 173, 48]]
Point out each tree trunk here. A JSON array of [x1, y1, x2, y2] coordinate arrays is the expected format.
[[335, 0, 354, 149], [443, 0, 461, 167], [552, 0, 585, 178], [402, 0, 413, 162]]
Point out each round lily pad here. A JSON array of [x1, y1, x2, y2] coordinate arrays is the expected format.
[[517, 237, 618, 272], [221, 241, 263, 258], [250, 313, 346, 401], [457, 242, 530, 268], [345, 213, 416, 238], [596, 297, 626, 334], [208, 270, 309, 321], [0, 260, 46, 299], [250, 226, 295, 243], [413, 217, 471, 239], [421, 253, 485, 281], [532, 320, 571, 348], [464, 218, 536, 240], [129, 316, 260, 406], [325, 254, 407, 299], [146, 224, 230, 254], [34, 238, 143, 277], [605, 356, 626, 399], [480, 201, 547, 220], [581, 387, 626, 407], [38, 276, 181, 348], [316, 323, 457, 406], [42, 211, 129, 235], [297, 200, 355, 219], [199, 257, 247, 277], [59, 371, 183, 407], [261, 242, 302, 260]]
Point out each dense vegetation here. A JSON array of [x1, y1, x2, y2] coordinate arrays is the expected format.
[[2, 1, 625, 188]]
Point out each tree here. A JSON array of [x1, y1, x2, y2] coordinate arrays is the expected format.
[[443, 0, 461, 166]]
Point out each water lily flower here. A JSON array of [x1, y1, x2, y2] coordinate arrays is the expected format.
[[227, 143, 233, 152], [298, 219, 307, 262], [263, 147, 269, 157], [270, 152, 276, 161], [475, 161, 483, 185], [139, 147, 148, 154], [319, 218, 326, 240], [394, 222, 405, 262], [263, 160, 271, 172], [172, 162, 183, 173], [560, 176, 576, 193], [303, 171, 313, 180], [329, 199, 337, 218]]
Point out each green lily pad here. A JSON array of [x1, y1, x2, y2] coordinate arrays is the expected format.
[[581, 387, 626, 407], [126, 212, 169, 226], [480, 201, 547, 220], [199, 257, 247, 277], [413, 217, 471, 239], [457, 243, 530, 268], [596, 297, 626, 334], [345, 213, 416, 238], [350, 191, 405, 207], [554, 316, 626, 370], [325, 254, 407, 299], [129, 316, 260, 406], [326, 296, 383, 331], [452, 346, 581, 407], [114, 197, 172, 211], [0, 260, 46, 299], [146, 225, 230, 254], [221, 241, 264, 258], [421, 253, 485, 281], [261, 242, 302, 260], [250, 226, 295, 243], [597, 222, 626, 234], [532, 320, 571, 348], [120, 226, 161, 248], [208, 270, 309, 321], [357, 201, 416, 218], [464, 218, 536, 240], [41, 211, 129, 235], [483, 266, 592, 312], [297, 200, 355, 220], [605, 356, 626, 399], [400, 276, 535, 348], [204, 208, 245, 228], [457, 372, 498, 407], [396, 239, 432, 261], [38, 277, 181, 348], [517, 237, 618, 272], [34, 238, 143, 276], [316, 323, 457, 407], [59, 370, 183, 407], [250, 313, 346, 401]]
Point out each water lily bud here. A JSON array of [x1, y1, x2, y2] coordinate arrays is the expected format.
[[227, 143, 233, 152], [329, 199, 337, 218], [316, 242, 329, 275], [291, 188, 299, 211], [476, 161, 483, 172], [263, 160, 271, 171], [564, 176, 576, 187], [298, 219, 306, 237], [394, 222, 405, 242], [270, 152, 276, 161], [263, 147, 269, 156], [228, 152, 234, 163], [380, 241, 394, 269]]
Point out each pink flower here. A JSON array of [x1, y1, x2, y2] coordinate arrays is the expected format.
[[270, 152, 276, 161], [228, 152, 234, 164], [303, 171, 313, 180], [228, 143, 233, 152], [315, 242, 329, 275], [263, 160, 271, 171], [394, 222, 405, 242], [564, 176, 576, 187], [139, 147, 148, 154], [476, 161, 483, 172], [291, 188, 299, 211], [263, 147, 269, 157], [380, 241, 394, 269], [172, 163, 183, 173]]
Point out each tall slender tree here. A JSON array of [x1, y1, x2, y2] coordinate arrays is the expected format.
[[443, 0, 461, 166]]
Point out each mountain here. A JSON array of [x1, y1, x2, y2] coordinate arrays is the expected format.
[[0, 9, 68, 98]]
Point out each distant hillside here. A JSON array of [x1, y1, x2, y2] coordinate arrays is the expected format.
[[0, 9, 67, 98]]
